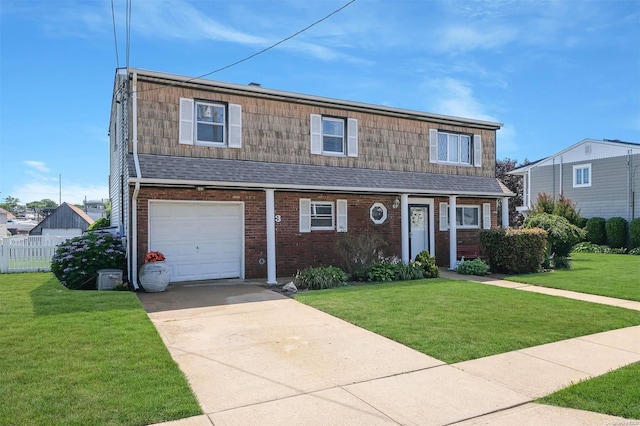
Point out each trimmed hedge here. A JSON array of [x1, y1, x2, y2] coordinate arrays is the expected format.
[[630, 218, 640, 249], [480, 228, 547, 274], [524, 213, 586, 258], [605, 216, 628, 249], [585, 217, 607, 245]]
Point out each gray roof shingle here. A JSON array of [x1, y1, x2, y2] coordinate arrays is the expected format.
[[130, 154, 512, 197]]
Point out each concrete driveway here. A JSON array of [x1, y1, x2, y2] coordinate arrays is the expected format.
[[139, 281, 635, 425]]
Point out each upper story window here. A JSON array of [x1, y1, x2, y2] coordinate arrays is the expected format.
[[429, 129, 482, 167], [179, 98, 242, 148], [573, 164, 591, 188], [310, 114, 358, 157]]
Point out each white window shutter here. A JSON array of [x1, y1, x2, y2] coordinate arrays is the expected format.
[[299, 198, 311, 233], [179, 98, 194, 145], [473, 134, 482, 167], [310, 114, 322, 154], [439, 202, 448, 231], [228, 104, 242, 148], [347, 118, 358, 157], [336, 199, 348, 232], [483, 203, 491, 229], [429, 129, 438, 163]]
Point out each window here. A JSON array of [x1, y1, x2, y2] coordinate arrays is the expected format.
[[179, 98, 242, 148], [310, 114, 358, 157], [196, 101, 225, 144], [311, 202, 334, 230], [573, 164, 591, 188], [299, 198, 347, 232], [430, 129, 482, 167], [439, 203, 484, 230], [369, 202, 387, 224]]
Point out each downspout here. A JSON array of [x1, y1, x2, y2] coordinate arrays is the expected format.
[[559, 156, 563, 197], [130, 71, 141, 290]]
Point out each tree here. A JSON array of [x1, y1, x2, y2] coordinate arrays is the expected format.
[[495, 158, 529, 228], [0, 196, 22, 215]]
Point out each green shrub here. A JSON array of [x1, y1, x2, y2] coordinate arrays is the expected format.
[[394, 262, 425, 281], [456, 258, 489, 276], [605, 216, 628, 248], [585, 217, 607, 245], [414, 250, 439, 278], [51, 232, 126, 289], [524, 213, 586, 259], [629, 247, 640, 255], [480, 228, 547, 274], [553, 195, 583, 226], [572, 242, 611, 253], [367, 261, 398, 282], [551, 255, 572, 269], [335, 231, 388, 274], [294, 266, 347, 290], [349, 266, 370, 282], [532, 193, 555, 215], [87, 217, 110, 230], [630, 218, 640, 249]]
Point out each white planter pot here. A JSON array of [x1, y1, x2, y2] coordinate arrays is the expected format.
[[139, 261, 171, 292]]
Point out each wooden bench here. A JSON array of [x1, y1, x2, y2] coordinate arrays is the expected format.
[[457, 245, 480, 260]]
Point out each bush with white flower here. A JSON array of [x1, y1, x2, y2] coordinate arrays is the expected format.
[[51, 232, 126, 289]]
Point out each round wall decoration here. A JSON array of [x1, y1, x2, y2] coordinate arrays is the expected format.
[[370, 202, 388, 224]]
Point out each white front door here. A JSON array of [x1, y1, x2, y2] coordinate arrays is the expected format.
[[148, 201, 244, 282], [409, 205, 430, 260]]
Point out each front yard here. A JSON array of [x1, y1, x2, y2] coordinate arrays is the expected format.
[[506, 252, 640, 301], [0, 273, 201, 426]]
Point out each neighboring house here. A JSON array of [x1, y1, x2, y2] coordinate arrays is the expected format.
[[510, 139, 640, 221], [83, 199, 108, 222], [0, 208, 8, 236], [109, 68, 513, 287], [29, 202, 94, 237]]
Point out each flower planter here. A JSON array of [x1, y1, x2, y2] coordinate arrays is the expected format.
[[139, 261, 171, 292]]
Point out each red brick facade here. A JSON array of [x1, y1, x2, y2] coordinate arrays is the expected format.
[[133, 187, 496, 279]]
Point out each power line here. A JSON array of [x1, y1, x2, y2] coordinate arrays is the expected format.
[[129, 0, 357, 96], [111, 0, 119, 68]]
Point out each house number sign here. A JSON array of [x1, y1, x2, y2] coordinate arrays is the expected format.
[[275, 215, 282, 223]]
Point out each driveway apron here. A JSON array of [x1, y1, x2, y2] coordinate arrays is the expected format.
[[138, 282, 531, 425]]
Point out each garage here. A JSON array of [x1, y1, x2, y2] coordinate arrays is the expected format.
[[148, 201, 244, 282]]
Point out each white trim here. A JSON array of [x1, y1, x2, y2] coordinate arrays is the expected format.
[[369, 202, 387, 224], [401, 194, 410, 263], [310, 114, 322, 155], [265, 189, 277, 284], [449, 196, 457, 269], [347, 118, 358, 157], [299, 198, 311, 233], [473, 134, 482, 167], [482, 203, 491, 229], [228, 103, 242, 148], [439, 202, 448, 231], [429, 129, 438, 163], [179, 98, 195, 145]]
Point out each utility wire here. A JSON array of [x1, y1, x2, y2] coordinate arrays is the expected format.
[[129, 0, 357, 95], [111, 0, 119, 68]]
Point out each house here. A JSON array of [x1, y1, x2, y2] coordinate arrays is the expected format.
[[509, 139, 640, 221], [83, 199, 109, 222], [109, 68, 513, 288], [0, 208, 8, 236], [29, 202, 94, 237]]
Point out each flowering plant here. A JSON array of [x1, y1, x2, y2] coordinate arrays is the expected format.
[[144, 251, 165, 263], [51, 232, 126, 289]]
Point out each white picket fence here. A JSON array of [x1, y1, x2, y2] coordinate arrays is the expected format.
[[0, 236, 67, 273]]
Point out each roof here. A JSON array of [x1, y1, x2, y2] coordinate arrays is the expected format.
[[0, 208, 8, 215], [29, 202, 94, 235], [130, 154, 514, 197], [510, 138, 640, 174], [121, 68, 503, 130]]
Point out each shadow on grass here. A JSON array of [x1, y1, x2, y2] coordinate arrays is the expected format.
[[30, 277, 141, 316]]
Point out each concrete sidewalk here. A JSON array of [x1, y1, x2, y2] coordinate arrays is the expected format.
[[140, 280, 640, 426]]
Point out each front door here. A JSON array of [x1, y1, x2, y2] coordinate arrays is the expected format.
[[409, 205, 430, 260]]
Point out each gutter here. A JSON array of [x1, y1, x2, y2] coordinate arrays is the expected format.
[[130, 71, 141, 290], [128, 177, 516, 198]]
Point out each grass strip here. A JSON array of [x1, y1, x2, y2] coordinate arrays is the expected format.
[[538, 362, 640, 419], [295, 279, 640, 363], [0, 273, 201, 426]]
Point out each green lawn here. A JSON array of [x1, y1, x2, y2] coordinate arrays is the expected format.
[[507, 252, 640, 301], [0, 273, 201, 426], [294, 279, 640, 363], [538, 362, 640, 419]]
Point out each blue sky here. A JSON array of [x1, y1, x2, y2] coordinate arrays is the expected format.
[[1, 0, 639, 205]]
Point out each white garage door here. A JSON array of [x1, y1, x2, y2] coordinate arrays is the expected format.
[[148, 201, 243, 282]]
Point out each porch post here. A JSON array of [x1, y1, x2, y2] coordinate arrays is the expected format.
[[265, 189, 277, 284], [401, 194, 409, 263], [502, 197, 510, 228], [449, 195, 457, 269]]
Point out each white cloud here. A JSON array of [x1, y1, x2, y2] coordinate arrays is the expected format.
[[24, 161, 50, 173], [14, 181, 108, 206], [434, 25, 518, 52]]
